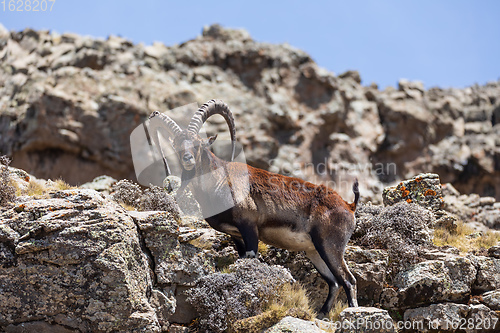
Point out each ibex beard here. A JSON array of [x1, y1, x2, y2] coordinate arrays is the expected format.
[[148, 99, 359, 316]]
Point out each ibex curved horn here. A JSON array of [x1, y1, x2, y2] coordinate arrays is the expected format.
[[149, 111, 183, 136], [187, 99, 236, 161], [148, 111, 182, 175]]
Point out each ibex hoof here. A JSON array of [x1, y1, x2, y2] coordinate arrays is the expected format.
[[316, 312, 327, 320], [245, 250, 256, 258]]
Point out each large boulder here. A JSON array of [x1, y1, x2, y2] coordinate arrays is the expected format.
[[382, 173, 443, 212], [0, 189, 162, 332], [468, 255, 500, 293], [130, 210, 217, 324], [344, 246, 389, 306], [380, 256, 477, 310], [404, 303, 499, 333]]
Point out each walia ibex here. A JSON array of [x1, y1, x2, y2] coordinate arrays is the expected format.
[[148, 99, 359, 315]]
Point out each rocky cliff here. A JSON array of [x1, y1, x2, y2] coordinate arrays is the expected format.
[[1, 23, 499, 202]]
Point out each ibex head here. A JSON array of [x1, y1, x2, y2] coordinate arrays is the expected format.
[[148, 99, 236, 174]]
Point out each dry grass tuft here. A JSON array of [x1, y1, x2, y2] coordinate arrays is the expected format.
[[12, 177, 75, 199], [24, 179, 47, 197], [120, 203, 137, 211], [324, 301, 348, 322], [433, 221, 500, 254], [258, 241, 269, 256], [232, 282, 315, 333], [53, 179, 74, 191], [267, 283, 315, 319]]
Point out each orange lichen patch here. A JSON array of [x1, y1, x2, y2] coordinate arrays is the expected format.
[[384, 284, 399, 291], [49, 207, 54, 211], [24, 176, 30, 182], [406, 198, 412, 203], [399, 185, 410, 197], [415, 177, 422, 182], [401, 188, 410, 197], [424, 189, 437, 196]]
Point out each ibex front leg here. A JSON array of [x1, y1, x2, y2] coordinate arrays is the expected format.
[[236, 221, 259, 258], [231, 236, 247, 258]]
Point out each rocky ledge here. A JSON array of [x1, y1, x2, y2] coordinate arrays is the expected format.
[[1, 164, 499, 332]]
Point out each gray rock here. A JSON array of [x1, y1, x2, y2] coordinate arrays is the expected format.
[[265, 316, 325, 333], [481, 290, 500, 310], [381, 256, 476, 309], [404, 303, 469, 333], [339, 70, 362, 84], [345, 246, 389, 305], [80, 175, 117, 193], [443, 188, 500, 230], [469, 255, 500, 292], [404, 303, 499, 332], [434, 211, 458, 232], [466, 304, 499, 333], [132, 210, 213, 287], [398, 78, 425, 93], [338, 307, 396, 333], [168, 324, 190, 333], [382, 173, 443, 212], [0, 189, 162, 332], [129, 210, 215, 324], [488, 245, 500, 259]]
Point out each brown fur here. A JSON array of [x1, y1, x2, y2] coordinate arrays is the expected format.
[[150, 104, 359, 316], [182, 144, 359, 314]]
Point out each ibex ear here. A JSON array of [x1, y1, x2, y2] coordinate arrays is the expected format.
[[204, 134, 218, 147]]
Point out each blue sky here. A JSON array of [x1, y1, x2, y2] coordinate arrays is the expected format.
[[1, 0, 499, 89]]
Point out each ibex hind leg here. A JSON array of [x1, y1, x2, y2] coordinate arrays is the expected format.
[[311, 231, 358, 308], [306, 250, 341, 317]]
